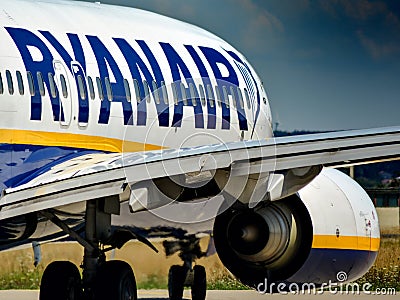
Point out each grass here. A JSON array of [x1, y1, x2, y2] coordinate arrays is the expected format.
[[137, 273, 167, 289], [0, 267, 42, 290], [207, 268, 249, 290], [0, 232, 398, 291], [355, 229, 400, 291]]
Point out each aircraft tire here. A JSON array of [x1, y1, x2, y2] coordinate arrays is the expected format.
[[168, 265, 185, 300], [191, 265, 207, 300], [39, 261, 83, 300], [94, 260, 137, 300]]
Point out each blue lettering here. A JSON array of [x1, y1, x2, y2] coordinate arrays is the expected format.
[[199, 47, 248, 131], [40, 31, 89, 123], [185, 45, 216, 130], [86, 36, 133, 125], [225, 50, 259, 131], [114, 39, 168, 127], [6, 27, 64, 122], [40, 31, 86, 70], [160, 43, 204, 128]]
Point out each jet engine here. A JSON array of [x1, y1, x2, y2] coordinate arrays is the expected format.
[[213, 168, 380, 290]]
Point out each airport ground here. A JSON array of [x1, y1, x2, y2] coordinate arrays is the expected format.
[[0, 289, 398, 300], [0, 232, 398, 297]]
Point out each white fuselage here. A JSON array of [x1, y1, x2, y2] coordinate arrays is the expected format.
[[0, 0, 272, 158]]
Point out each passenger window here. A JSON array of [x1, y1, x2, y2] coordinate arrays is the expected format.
[[0, 73, 3, 94], [27, 72, 35, 96], [230, 86, 237, 108], [222, 86, 230, 108], [172, 82, 178, 105], [215, 85, 222, 107], [206, 84, 214, 108], [37, 72, 45, 96], [87, 76, 95, 100], [151, 81, 160, 104], [6, 70, 14, 95], [123, 79, 131, 102], [199, 84, 206, 107], [180, 83, 188, 105], [96, 77, 104, 101], [77, 75, 86, 100], [160, 81, 168, 105], [237, 87, 244, 109], [48, 73, 57, 98], [133, 79, 141, 103], [60, 74, 68, 98], [105, 77, 112, 101], [143, 80, 150, 103], [16, 71, 24, 95], [189, 83, 197, 107], [244, 88, 251, 109]]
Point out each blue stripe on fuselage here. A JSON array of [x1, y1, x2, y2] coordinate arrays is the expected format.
[[0, 144, 97, 190]]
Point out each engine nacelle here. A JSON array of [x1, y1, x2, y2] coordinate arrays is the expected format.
[[213, 168, 379, 289], [0, 213, 37, 243]]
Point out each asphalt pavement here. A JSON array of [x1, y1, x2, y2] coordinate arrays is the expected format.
[[0, 289, 398, 299]]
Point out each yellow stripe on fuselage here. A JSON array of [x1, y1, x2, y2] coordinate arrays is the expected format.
[[0, 129, 163, 153], [312, 235, 380, 252]]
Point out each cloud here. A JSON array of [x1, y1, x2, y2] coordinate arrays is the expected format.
[[357, 30, 400, 59], [319, 0, 387, 20], [319, 0, 400, 59], [232, 0, 284, 54], [238, 0, 284, 32]]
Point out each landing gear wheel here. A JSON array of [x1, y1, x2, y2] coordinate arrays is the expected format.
[[95, 260, 137, 300], [40, 261, 83, 300], [191, 265, 206, 300], [168, 265, 186, 300]]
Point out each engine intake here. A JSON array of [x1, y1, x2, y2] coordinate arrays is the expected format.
[[213, 169, 380, 289], [213, 195, 313, 287]]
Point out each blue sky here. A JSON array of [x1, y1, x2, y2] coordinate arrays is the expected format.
[[78, 0, 400, 131]]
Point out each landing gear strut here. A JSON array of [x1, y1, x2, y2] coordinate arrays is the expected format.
[[39, 197, 156, 300], [164, 237, 207, 300]]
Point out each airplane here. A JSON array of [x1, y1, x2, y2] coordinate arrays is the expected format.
[[0, 0, 399, 299]]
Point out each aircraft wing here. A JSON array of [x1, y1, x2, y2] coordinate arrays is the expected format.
[[1, 126, 400, 220]]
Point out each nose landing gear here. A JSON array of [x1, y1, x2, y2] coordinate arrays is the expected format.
[[164, 237, 207, 300]]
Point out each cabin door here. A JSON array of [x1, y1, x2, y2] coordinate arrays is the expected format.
[[53, 60, 72, 127]]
